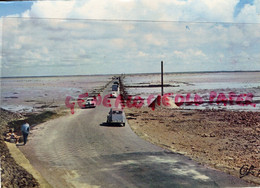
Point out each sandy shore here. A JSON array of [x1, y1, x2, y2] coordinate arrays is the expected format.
[[125, 107, 260, 185]]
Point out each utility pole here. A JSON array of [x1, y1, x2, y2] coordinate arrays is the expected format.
[[161, 61, 164, 96]]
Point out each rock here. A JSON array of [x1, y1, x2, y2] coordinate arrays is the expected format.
[[210, 133, 216, 137], [201, 133, 209, 137], [226, 157, 234, 161]]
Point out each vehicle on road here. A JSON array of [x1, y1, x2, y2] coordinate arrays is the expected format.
[[85, 97, 96, 108], [109, 91, 118, 98], [107, 108, 125, 126], [113, 81, 119, 85], [112, 84, 119, 91]]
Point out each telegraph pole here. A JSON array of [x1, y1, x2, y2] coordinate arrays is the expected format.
[[161, 61, 164, 96]]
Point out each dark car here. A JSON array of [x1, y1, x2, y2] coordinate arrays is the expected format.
[[112, 84, 118, 91], [113, 81, 119, 85]]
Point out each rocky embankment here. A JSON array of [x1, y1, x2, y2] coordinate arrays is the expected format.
[[0, 108, 39, 187], [125, 107, 260, 185], [1, 107, 64, 187]]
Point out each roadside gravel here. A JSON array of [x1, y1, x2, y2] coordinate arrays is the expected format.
[[125, 107, 260, 185]]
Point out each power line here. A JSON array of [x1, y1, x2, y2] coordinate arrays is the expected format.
[[3, 16, 260, 25]]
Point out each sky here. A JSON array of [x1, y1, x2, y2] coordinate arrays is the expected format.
[[0, 0, 260, 77]]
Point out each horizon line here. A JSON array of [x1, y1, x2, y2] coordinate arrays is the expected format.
[[1, 70, 260, 78]]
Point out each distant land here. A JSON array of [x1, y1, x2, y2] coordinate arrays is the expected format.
[[1, 70, 260, 78]]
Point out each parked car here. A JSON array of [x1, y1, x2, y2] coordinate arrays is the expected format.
[[107, 108, 125, 126], [85, 97, 96, 108]]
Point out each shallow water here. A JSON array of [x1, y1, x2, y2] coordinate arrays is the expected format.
[[123, 72, 260, 111], [0, 75, 112, 113], [1, 73, 259, 112]]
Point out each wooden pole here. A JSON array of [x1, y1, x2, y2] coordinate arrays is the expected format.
[[161, 61, 163, 96]]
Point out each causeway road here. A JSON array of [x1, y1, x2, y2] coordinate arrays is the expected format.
[[20, 81, 251, 187]]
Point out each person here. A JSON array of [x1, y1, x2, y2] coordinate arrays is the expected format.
[[5, 128, 20, 144], [21, 122, 30, 145]]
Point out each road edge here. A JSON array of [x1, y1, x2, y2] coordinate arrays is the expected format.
[[5, 142, 52, 188]]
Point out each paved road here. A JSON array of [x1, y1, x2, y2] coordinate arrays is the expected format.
[[20, 82, 251, 187]]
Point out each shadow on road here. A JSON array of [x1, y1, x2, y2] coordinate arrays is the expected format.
[[100, 122, 125, 127], [16, 143, 25, 147], [78, 151, 251, 187], [79, 151, 228, 187]]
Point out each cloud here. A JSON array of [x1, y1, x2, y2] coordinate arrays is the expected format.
[[257, 0, 260, 13], [17, 0, 259, 23], [174, 49, 206, 59], [22, 1, 75, 18], [1, 0, 260, 76], [2, 17, 260, 76], [173, 49, 207, 67], [144, 33, 168, 46], [235, 3, 260, 23]]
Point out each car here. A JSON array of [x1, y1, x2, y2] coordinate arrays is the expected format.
[[107, 108, 125, 126], [112, 84, 119, 91], [109, 91, 118, 98], [85, 97, 96, 108], [113, 81, 119, 85]]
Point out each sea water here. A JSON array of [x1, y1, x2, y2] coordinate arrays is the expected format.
[[0, 75, 112, 113], [123, 72, 260, 111]]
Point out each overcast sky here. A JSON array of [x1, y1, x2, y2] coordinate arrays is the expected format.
[[0, 0, 260, 77]]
